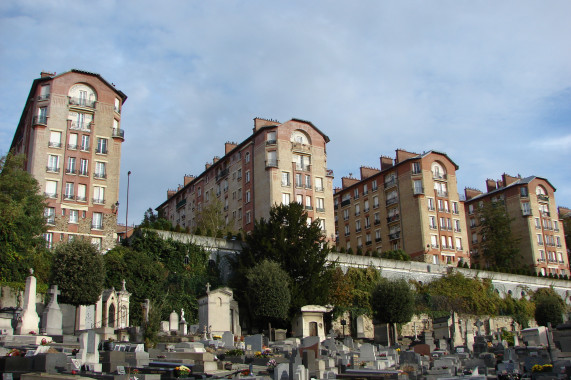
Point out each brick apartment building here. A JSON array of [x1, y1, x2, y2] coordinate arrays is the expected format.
[[465, 174, 569, 276], [334, 150, 469, 264], [156, 118, 335, 239], [9, 70, 127, 251]]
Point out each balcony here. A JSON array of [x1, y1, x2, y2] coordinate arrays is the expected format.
[[291, 141, 311, 154], [413, 187, 424, 195], [374, 220, 381, 226], [433, 173, 447, 181], [386, 197, 398, 206], [305, 205, 313, 211], [46, 217, 55, 225], [366, 241, 372, 246], [216, 168, 230, 181], [44, 192, 58, 198], [387, 214, 400, 223], [38, 94, 50, 101], [33, 115, 47, 126], [95, 147, 108, 154], [266, 139, 277, 146], [281, 181, 291, 187], [355, 227, 362, 233], [315, 186, 324, 192], [305, 184, 312, 190], [364, 207, 370, 213], [452, 209, 460, 215], [76, 195, 87, 202], [316, 207, 325, 213], [48, 141, 62, 148], [436, 190, 448, 197], [46, 166, 60, 173], [93, 198, 105, 205], [372, 186, 378, 192], [91, 223, 103, 230], [355, 211, 360, 217], [68, 144, 78, 150], [66, 168, 76, 175], [429, 224, 437, 230], [341, 199, 351, 207], [78, 170, 89, 177], [69, 97, 96, 108], [537, 194, 549, 202], [69, 121, 92, 132], [64, 194, 75, 201], [457, 246, 463, 251], [295, 164, 311, 172], [112, 128, 125, 139], [431, 243, 439, 249], [375, 237, 382, 243], [176, 198, 187, 210], [389, 232, 401, 240], [94, 172, 107, 179], [326, 169, 334, 177], [428, 205, 435, 211], [114, 105, 121, 114], [454, 228, 462, 233], [384, 178, 397, 189]]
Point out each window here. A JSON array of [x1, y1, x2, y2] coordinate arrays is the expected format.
[[294, 154, 310, 171], [468, 204, 474, 215], [441, 235, 447, 249], [455, 237, 463, 250], [343, 209, 349, 220], [431, 235, 438, 248], [37, 107, 47, 124], [372, 180, 378, 191], [44, 233, 53, 249], [431, 162, 446, 179], [246, 211, 251, 224], [315, 177, 324, 192], [316, 198, 325, 212], [47, 155, 59, 172], [344, 225, 350, 236], [412, 162, 421, 174], [374, 212, 380, 224], [245, 151, 250, 163], [454, 219, 461, 232], [429, 216, 437, 229], [114, 97, 121, 113], [305, 175, 311, 189], [66, 157, 76, 174], [81, 135, 90, 151], [355, 219, 361, 232], [295, 173, 302, 187], [245, 170, 250, 183], [434, 182, 448, 197], [537, 234, 543, 245], [472, 233, 478, 244], [77, 184, 87, 202], [69, 209, 79, 224], [68, 133, 78, 149], [364, 200, 369, 212], [237, 169, 242, 179], [428, 198, 435, 211], [363, 184, 368, 195], [375, 230, 382, 242], [45, 180, 57, 198], [354, 188, 359, 199], [92, 212, 103, 229], [49, 131, 62, 148], [355, 204, 360, 216], [365, 216, 370, 229], [64, 183, 74, 199], [94, 162, 106, 179], [452, 202, 459, 214], [44, 207, 55, 224], [40, 85, 50, 100], [522, 202, 531, 215], [281, 172, 290, 186], [413, 180, 423, 194], [246, 190, 251, 203], [266, 150, 277, 166], [79, 159, 88, 176], [96, 138, 108, 154], [305, 196, 311, 209], [93, 186, 105, 204], [373, 196, 379, 208], [282, 193, 290, 205], [91, 237, 102, 251]]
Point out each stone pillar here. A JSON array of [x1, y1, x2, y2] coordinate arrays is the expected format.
[[16, 269, 40, 335]]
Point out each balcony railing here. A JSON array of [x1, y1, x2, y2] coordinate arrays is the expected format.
[[431, 243, 439, 248], [112, 128, 125, 139], [76, 196, 87, 202], [78, 170, 89, 177], [428, 205, 435, 211], [95, 147, 108, 154], [66, 168, 76, 174], [69, 121, 92, 132], [114, 105, 121, 114], [315, 186, 324, 192], [93, 198, 105, 205], [386, 197, 398, 206], [69, 97, 96, 108], [389, 232, 401, 240], [305, 205, 313, 211], [295, 164, 311, 172], [46, 166, 60, 173], [44, 192, 58, 198], [341, 199, 351, 207], [375, 237, 382, 243], [68, 143, 78, 150], [33, 115, 47, 125], [355, 227, 362, 233], [266, 140, 277, 145], [436, 190, 448, 197], [454, 228, 462, 233], [94, 172, 107, 179], [291, 142, 311, 153], [374, 220, 381, 226], [48, 141, 62, 148], [46, 217, 55, 225], [91, 223, 103, 230], [384, 178, 397, 189], [216, 168, 230, 181], [429, 225, 437, 230], [38, 94, 50, 101], [316, 207, 325, 213], [63, 194, 75, 201], [413, 187, 424, 195], [365, 241, 372, 246], [387, 214, 400, 223], [537, 194, 549, 202], [433, 173, 447, 180]]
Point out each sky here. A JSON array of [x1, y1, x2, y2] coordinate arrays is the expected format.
[[1, 0, 570, 226]]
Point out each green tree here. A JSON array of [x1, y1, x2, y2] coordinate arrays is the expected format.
[[371, 278, 415, 343], [0, 153, 51, 282], [380, 249, 411, 261], [50, 240, 105, 306], [140, 208, 173, 231], [233, 203, 330, 323], [477, 202, 520, 269], [245, 260, 291, 327], [195, 199, 232, 237], [532, 288, 566, 327]]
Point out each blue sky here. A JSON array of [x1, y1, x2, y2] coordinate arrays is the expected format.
[[1, 0, 570, 225]]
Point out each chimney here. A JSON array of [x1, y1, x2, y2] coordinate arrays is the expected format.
[[205, 163, 211, 170], [341, 177, 360, 189], [253, 117, 279, 132], [486, 179, 497, 193], [225, 142, 238, 155], [360, 166, 381, 180], [40, 71, 55, 78], [212, 156, 220, 164], [464, 188, 483, 200], [167, 190, 176, 199], [380, 156, 393, 170], [184, 175, 195, 186], [395, 149, 418, 163], [502, 173, 520, 187]]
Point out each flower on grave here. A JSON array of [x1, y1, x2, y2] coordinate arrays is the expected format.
[[29, 331, 37, 335], [213, 335, 222, 340], [241, 369, 251, 376], [131, 369, 140, 374], [174, 365, 191, 377], [41, 338, 48, 345], [267, 359, 277, 369], [532, 364, 553, 373], [8, 349, 22, 357], [359, 361, 367, 368], [396, 348, 401, 352]]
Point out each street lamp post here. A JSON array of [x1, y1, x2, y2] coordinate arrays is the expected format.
[[126, 171, 131, 238]]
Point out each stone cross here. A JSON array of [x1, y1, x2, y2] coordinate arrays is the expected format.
[[48, 285, 61, 302], [475, 320, 483, 336], [413, 322, 418, 341], [121, 279, 126, 290], [206, 282, 211, 293], [181, 308, 185, 321]]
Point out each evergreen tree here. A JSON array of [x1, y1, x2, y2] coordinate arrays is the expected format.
[[477, 201, 520, 268]]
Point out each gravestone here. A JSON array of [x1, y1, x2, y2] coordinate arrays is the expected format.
[[77, 330, 101, 371], [412, 344, 430, 357], [356, 315, 366, 339], [169, 311, 179, 332], [222, 331, 234, 349], [302, 350, 317, 376], [244, 334, 263, 352], [274, 329, 287, 341], [41, 285, 63, 336], [359, 343, 376, 362], [16, 269, 40, 334], [274, 362, 290, 380], [400, 351, 421, 365]]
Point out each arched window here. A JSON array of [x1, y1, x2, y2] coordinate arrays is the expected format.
[[291, 130, 311, 145], [431, 162, 446, 179]]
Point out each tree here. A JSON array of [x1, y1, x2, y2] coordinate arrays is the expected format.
[[195, 199, 231, 237], [371, 278, 415, 344], [477, 202, 520, 269], [140, 208, 173, 231], [380, 249, 411, 261], [532, 288, 566, 327], [50, 240, 105, 306], [233, 203, 330, 322], [0, 153, 51, 283], [245, 260, 291, 327]]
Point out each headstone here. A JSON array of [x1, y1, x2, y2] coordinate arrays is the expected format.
[[412, 344, 430, 357], [400, 351, 421, 365], [222, 331, 234, 348], [244, 334, 263, 352], [356, 315, 366, 339], [274, 362, 290, 380], [160, 321, 169, 333], [141, 299, 150, 323], [293, 363, 308, 380], [359, 343, 376, 362], [475, 320, 484, 336], [169, 311, 179, 331], [302, 350, 317, 376], [16, 269, 40, 334], [41, 285, 63, 336], [77, 330, 102, 372], [179, 320, 187, 336], [274, 329, 287, 341], [343, 336, 354, 349]]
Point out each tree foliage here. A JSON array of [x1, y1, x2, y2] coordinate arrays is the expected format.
[[371, 278, 415, 324], [0, 153, 51, 283], [140, 208, 172, 231], [245, 260, 291, 326], [532, 287, 566, 327], [380, 249, 411, 261], [195, 199, 232, 237], [50, 240, 105, 306], [232, 203, 330, 323], [476, 202, 520, 268]]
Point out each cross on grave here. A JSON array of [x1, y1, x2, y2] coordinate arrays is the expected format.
[[475, 320, 484, 336], [206, 282, 211, 293], [48, 285, 61, 302], [413, 322, 419, 341], [121, 279, 126, 290]]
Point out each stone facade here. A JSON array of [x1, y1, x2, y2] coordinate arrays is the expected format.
[[10, 70, 127, 252]]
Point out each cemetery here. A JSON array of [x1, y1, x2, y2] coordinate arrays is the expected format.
[[2, 268, 571, 380]]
